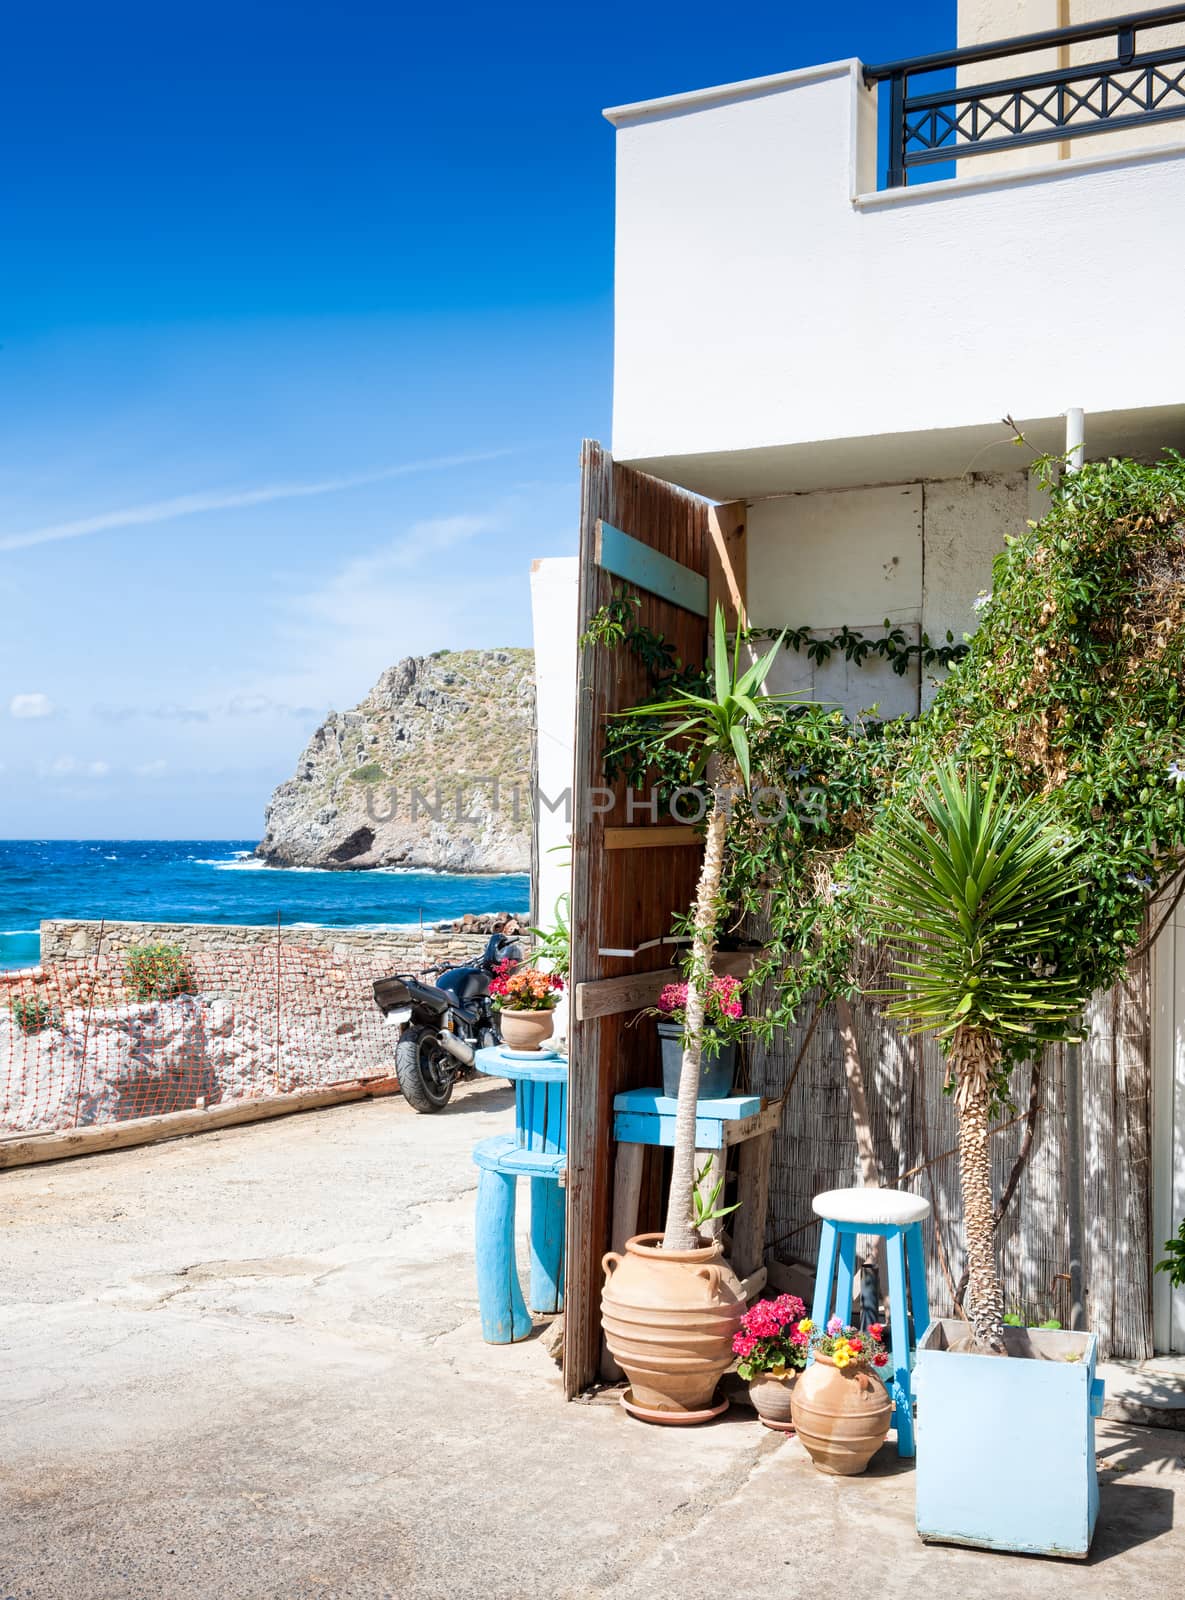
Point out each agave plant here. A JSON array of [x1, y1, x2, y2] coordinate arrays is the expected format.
[[613, 604, 790, 1250], [862, 762, 1088, 1352]]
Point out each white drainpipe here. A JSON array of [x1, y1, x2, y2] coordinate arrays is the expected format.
[[1065, 407, 1085, 474]]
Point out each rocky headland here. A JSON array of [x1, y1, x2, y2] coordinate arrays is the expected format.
[[256, 649, 535, 873]]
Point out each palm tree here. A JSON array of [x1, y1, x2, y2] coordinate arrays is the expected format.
[[862, 762, 1087, 1352], [613, 605, 788, 1251]]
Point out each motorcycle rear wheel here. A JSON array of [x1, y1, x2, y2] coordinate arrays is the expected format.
[[395, 1026, 455, 1113]]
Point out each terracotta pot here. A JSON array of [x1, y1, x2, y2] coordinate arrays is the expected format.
[[791, 1354, 893, 1475], [498, 1009, 555, 1052], [601, 1232, 745, 1419], [748, 1369, 798, 1431]]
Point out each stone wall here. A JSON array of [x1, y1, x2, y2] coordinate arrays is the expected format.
[[39, 918, 527, 971], [1, 918, 533, 1137]]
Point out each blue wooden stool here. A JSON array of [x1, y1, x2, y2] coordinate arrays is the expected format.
[[472, 1047, 567, 1344], [810, 1187, 932, 1457]]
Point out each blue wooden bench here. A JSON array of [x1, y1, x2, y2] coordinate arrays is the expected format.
[[472, 1047, 567, 1344]]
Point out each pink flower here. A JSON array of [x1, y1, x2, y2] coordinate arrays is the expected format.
[[826, 1315, 843, 1336], [732, 1333, 757, 1358], [657, 983, 688, 1016]]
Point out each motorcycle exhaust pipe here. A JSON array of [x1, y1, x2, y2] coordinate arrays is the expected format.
[[436, 1031, 475, 1067]]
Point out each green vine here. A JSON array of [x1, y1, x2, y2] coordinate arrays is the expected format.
[[747, 621, 968, 677], [582, 452, 1185, 1085]]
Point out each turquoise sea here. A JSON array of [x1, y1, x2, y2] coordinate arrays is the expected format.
[[0, 840, 529, 969]]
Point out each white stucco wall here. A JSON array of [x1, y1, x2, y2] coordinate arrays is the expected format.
[[529, 554, 578, 948], [606, 62, 1185, 493], [746, 472, 1031, 716]]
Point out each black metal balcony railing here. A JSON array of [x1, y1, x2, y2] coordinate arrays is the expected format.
[[865, 5, 1185, 188]]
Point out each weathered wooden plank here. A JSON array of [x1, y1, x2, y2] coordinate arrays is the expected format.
[[603, 825, 701, 851], [610, 1141, 645, 1255], [732, 1128, 774, 1279], [707, 500, 747, 631], [596, 520, 709, 616], [574, 948, 757, 1022], [0, 1078, 399, 1170], [565, 440, 713, 1398]]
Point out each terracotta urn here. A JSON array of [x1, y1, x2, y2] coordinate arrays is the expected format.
[[748, 1370, 798, 1432], [601, 1232, 745, 1420], [791, 1354, 893, 1475], [498, 1009, 555, 1052]]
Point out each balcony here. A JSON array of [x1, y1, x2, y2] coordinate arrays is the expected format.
[[605, 10, 1185, 500]]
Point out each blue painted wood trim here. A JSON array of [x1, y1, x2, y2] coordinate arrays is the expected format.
[[613, 1110, 727, 1149], [596, 521, 709, 617], [474, 1166, 533, 1343], [474, 1045, 568, 1083], [885, 1231, 915, 1457], [614, 1087, 761, 1119], [528, 1175, 566, 1315], [473, 1132, 565, 1178], [812, 1220, 839, 1328], [835, 1230, 857, 1323]]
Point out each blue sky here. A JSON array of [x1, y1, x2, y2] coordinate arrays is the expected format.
[[0, 1, 953, 838]]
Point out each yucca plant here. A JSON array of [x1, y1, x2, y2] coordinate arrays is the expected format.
[[862, 762, 1088, 1352], [613, 604, 789, 1250]]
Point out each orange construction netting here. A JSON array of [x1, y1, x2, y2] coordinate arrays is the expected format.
[[0, 944, 411, 1136]]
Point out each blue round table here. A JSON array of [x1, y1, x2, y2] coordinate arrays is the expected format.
[[471, 1047, 568, 1342]]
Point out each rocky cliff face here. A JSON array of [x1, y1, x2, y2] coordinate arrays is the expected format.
[[256, 649, 535, 872]]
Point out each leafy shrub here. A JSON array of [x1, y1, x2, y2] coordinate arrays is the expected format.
[[1156, 1220, 1185, 1289], [123, 943, 193, 1001], [350, 763, 387, 783], [8, 994, 54, 1034]]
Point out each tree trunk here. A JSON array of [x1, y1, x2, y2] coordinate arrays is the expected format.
[[662, 764, 737, 1250], [952, 1023, 1007, 1353]]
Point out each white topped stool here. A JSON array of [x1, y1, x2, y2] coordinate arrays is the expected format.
[[810, 1186, 933, 1457]]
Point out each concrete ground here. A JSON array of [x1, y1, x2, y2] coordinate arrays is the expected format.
[[1, 1079, 1182, 1600]]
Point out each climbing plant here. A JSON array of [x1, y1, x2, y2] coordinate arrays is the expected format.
[[584, 451, 1185, 1056]]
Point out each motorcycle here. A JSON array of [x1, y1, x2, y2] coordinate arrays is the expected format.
[[372, 932, 522, 1113]]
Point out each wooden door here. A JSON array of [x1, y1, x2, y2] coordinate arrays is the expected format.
[[563, 442, 726, 1396]]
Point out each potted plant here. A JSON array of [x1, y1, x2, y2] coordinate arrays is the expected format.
[[600, 607, 791, 1421], [790, 1315, 892, 1471], [733, 1292, 809, 1430], [863, 761, 1103, 1555], [653, 975, 741, 1098], [489, 961, 563, 1052]]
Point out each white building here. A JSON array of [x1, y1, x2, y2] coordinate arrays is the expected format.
[[557, 2, 1185, 1384]]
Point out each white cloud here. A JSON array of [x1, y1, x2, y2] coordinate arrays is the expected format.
[[9, 692, 55, 719], [34, 756, 111, 780], [0, 450, 516, 553], [133, 759, 168, 778], [92, 694, 314, 724]]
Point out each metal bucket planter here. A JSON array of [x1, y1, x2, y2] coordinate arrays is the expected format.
[[915, 1320, 1104, 1558], [657, 1022, 735, 1100]]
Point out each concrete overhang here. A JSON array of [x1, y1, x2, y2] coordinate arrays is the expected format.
[[618, 405, 1185, 502]]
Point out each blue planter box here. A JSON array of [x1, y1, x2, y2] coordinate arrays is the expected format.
[[915, 1320, 1104, 1558]]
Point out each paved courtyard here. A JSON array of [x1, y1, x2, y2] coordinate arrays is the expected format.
[[0, 1078, 1181, 1599]]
